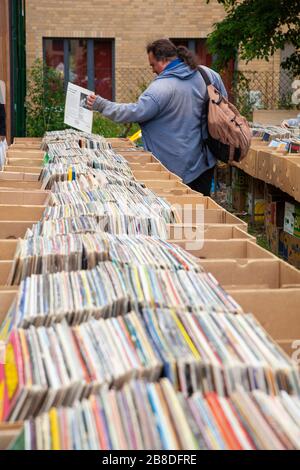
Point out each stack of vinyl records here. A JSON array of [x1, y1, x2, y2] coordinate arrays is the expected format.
[[2, 307, 299, 423], [41, 204, 174, 237], [38, 152, 178, 236], [9, 379, 300, 450], [250, 124, 294, 140], [14, 263, 240, 327], [15, 262, 130, 326], [40, 163, 91, 190], [8, 233, 201, 284], [47, 148, 133, 178], [25, 213, 170, 238], [0, 314, 162, 421], [1, 129, 299, 451], [250, 123, 300, 143], [41, 129, 110, 152]]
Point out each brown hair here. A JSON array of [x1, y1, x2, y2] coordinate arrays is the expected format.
[[146, 39, 198, 70]]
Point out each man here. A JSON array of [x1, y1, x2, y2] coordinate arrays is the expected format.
[[87, 39, 227, 195]]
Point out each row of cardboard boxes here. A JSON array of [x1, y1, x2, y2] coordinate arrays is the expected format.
[[1, 136, 300, 448], [1, 225, 300, 357], [0, 138, 299, 360], [233, 138, 300, 203], [230, 165, 300, 269], [264, 184, 300, 269]]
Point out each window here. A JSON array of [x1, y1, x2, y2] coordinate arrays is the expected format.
[[43, 38, 114, 99]]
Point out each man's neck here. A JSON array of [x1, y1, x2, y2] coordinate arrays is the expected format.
[[163, 57, 181, 72]]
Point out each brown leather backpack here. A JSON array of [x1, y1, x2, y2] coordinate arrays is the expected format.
[[199, 67, 252, 163]]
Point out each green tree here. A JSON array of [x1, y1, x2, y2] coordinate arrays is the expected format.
[[207, 0, 300, 76], [26, 59, 67, 136]]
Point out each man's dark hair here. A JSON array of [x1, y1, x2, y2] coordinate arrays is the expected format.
[[146, 39, 198, 70]]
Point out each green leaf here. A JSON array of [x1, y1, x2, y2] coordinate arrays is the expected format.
[[207, 0, 300, 76]]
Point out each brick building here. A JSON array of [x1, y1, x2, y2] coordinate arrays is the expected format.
[[25, 0, 281, 102], [0, 0, 287, 140]]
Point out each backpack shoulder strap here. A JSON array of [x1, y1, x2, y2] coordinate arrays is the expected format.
[[198, 66, 212, 87]]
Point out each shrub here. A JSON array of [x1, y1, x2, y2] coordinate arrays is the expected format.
[[26, 59, 67, 137]]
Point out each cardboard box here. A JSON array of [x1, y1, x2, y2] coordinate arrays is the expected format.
[[284, 232, 300, 269], [0, 190, 50, 205], [179, 208, 247, 230], [158, 195, 222, 210], [265, 224, 281, 255], [0, 291, 17, 325], [288, 244, 300, 269], [6, 158, 43, 167], [155, 180, 202, 197], [250, 177, 265, 198], [279, 230, 290, 259], [4, 165, 41, 174], [106, 138, 135, 149], [252, 109, 300, 125], [0, 221, 35, 239], [10, 143, 42, 150], [200, 259, 300, 290], [264, 200, 273, 226], [231, 167, 248, 189], [167, 224, 255, 242], [233, 144, 300, 205], [256, 150, 272, 184], [0, 180, 42, 190], [0, 205, 45, 221], [7, 149, 45, 159], [265, 200, 285, 228], [282, 201, 300, 240], [119, 150, 154, 157], [232, 188, 247, 212], [120, 152, 155, 163], [0, 171, 40, 182], [128, 162, 162, 171], [269, 153, 288, 189], [174, 239, 275, 260], [224, 212, 248, 230], [142, 180, 188, 191], [124, 154, 154, 163], [293, 204, 300, 239], [230, 155, 251, 214], [233, 147, 258, 177], [226, 186, 232, 206], [134, 170, 180, 181], [247, 178, 265, 222], [0, 261, 13, 285], [13, 137, 42, 143], [0, 240, 18, 260], [167, 224, 254, 241], [281, 157, 300, 200], [284, 201, 295, 235], [156, 187, 199, 196], [247, 194, 265, 223], [285, 157, 300, 202], [229, 288, 300, 357]]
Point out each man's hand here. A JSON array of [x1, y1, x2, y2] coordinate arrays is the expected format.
[[86, 94, 97, 110]]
